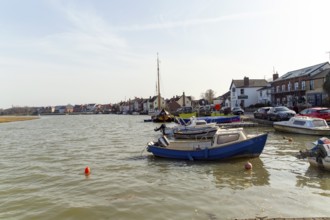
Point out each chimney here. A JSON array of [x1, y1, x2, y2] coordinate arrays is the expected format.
[[244, 77, 249, 86], [182, 92, 186, 107], [273, 72, 279, 81]]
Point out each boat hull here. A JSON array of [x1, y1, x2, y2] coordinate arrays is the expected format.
[[308, 157, 330, 171], [147, 133, 268, 161], [182, 116, 240, 124], [273, 124, 330, 136]]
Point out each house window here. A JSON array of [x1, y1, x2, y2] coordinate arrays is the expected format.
[[301, 81, 306, 90], [310, 80, 314, 90], [260, 91, 262, 96], [240, 89, 244, 94], [276, 98, 280, 105], [276, 86, 280, 93], [288, 82, 291, 91], [232, 88, 236, 92], [294, 82, 299, 90], [282, 84, 285, 92]]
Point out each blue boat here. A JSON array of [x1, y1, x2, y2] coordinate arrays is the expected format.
[[181, 115, 240, 124], [147, 128, 268, 161]]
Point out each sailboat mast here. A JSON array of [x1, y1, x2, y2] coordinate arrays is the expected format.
[[157, 53, 161, 110]]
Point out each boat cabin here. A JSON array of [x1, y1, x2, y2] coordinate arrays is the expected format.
[[288, 116, 329, 128]]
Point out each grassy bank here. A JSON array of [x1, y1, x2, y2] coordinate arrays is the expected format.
[[0, 116, 39, 123]]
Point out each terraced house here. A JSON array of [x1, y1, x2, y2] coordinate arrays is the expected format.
[[271, 62, 330, 108]]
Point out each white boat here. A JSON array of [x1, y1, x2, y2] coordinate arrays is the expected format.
[[300, 137, 330, 171], [147, 127, 268, 161], [273, 116, 330, 136], [154, 116, 218, 139]]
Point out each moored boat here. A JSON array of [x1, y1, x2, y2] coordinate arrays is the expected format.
[[173, 126, 218, 139], [152, 109, 174, 123], [182, 115, 240, 124], [154, 116, 218, 139], [147, 127, 268, 161], [299, 137, 330, 171], [273, 116, 330, 136]]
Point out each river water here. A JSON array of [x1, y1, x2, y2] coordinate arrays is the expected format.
[[0, 115, 330, 220]]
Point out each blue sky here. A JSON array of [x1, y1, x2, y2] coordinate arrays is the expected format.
[[1, 0, 330, 108]]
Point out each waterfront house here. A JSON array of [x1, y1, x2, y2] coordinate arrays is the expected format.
[[131, 97, 144, 113], [306, 68, 330, 106], [256, 83, 272, 105], [271, 62, 330, 108], [147, 95, 165, 113], [167, 96, 182, 113], [176, 92, 193, 108], [229, 77, 268, 109], [66, 104, 74, 113]]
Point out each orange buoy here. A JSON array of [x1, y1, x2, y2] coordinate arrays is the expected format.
[[85, 166, 91, 176], [244, 162, 252, 170]]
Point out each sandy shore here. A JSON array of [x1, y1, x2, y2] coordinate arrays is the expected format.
[[0, 116, 39, 123]]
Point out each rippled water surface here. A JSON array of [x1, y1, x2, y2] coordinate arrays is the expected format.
[[1, 115, 330, 219]]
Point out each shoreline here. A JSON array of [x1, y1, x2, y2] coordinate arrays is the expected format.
[[0, 116, 39, 123]]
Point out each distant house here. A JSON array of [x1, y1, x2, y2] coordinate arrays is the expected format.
[[131, 97, 144, 112], [306, 68, 330, 106], [73, 105, 83, 113], [271, 62, 330, 107], [176, 92, 192, 108], [142, 99, 149, 114], [148, 95, 165, 113], [167, 96, 181, 113], [166, 92, 193, 113], [218, 91, 230, 109], [229, 76, 268, 109], [66, 104, 74, 113], [256, 83, 272, 105], [54, 105, 66, 114], [86, 103, 96, 112]]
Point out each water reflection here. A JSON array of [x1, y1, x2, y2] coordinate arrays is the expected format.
[[296, 165, 330, 195], [145, 155, 270, 190], [211, 157, 270, 190]]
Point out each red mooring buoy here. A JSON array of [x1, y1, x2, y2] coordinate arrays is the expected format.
[[244, 162, 252, 170], [85, 166, 91, 176]]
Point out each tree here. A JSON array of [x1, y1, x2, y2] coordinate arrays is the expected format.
[[201, 89, 216, 104], [323, 72, 330, 106]]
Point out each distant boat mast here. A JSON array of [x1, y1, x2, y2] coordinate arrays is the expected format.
[[157, 53, 161, 110]]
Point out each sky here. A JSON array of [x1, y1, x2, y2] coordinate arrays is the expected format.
[[1, 0, 330, 109]]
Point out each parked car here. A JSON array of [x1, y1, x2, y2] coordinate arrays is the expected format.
[[219, 107, 231, 115], [297, 107, 330, 122], [253, 107, 271, 119], [175, 106, 193, 116], [232, 107, 244, 115], [267, 106, 296, 121]]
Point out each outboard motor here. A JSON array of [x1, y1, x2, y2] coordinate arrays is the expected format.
[[154, 124, 166, 135], [158, 136, 170, 147]]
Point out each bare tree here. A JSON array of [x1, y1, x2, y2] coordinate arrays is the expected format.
[[201, 89, 216, 104]]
